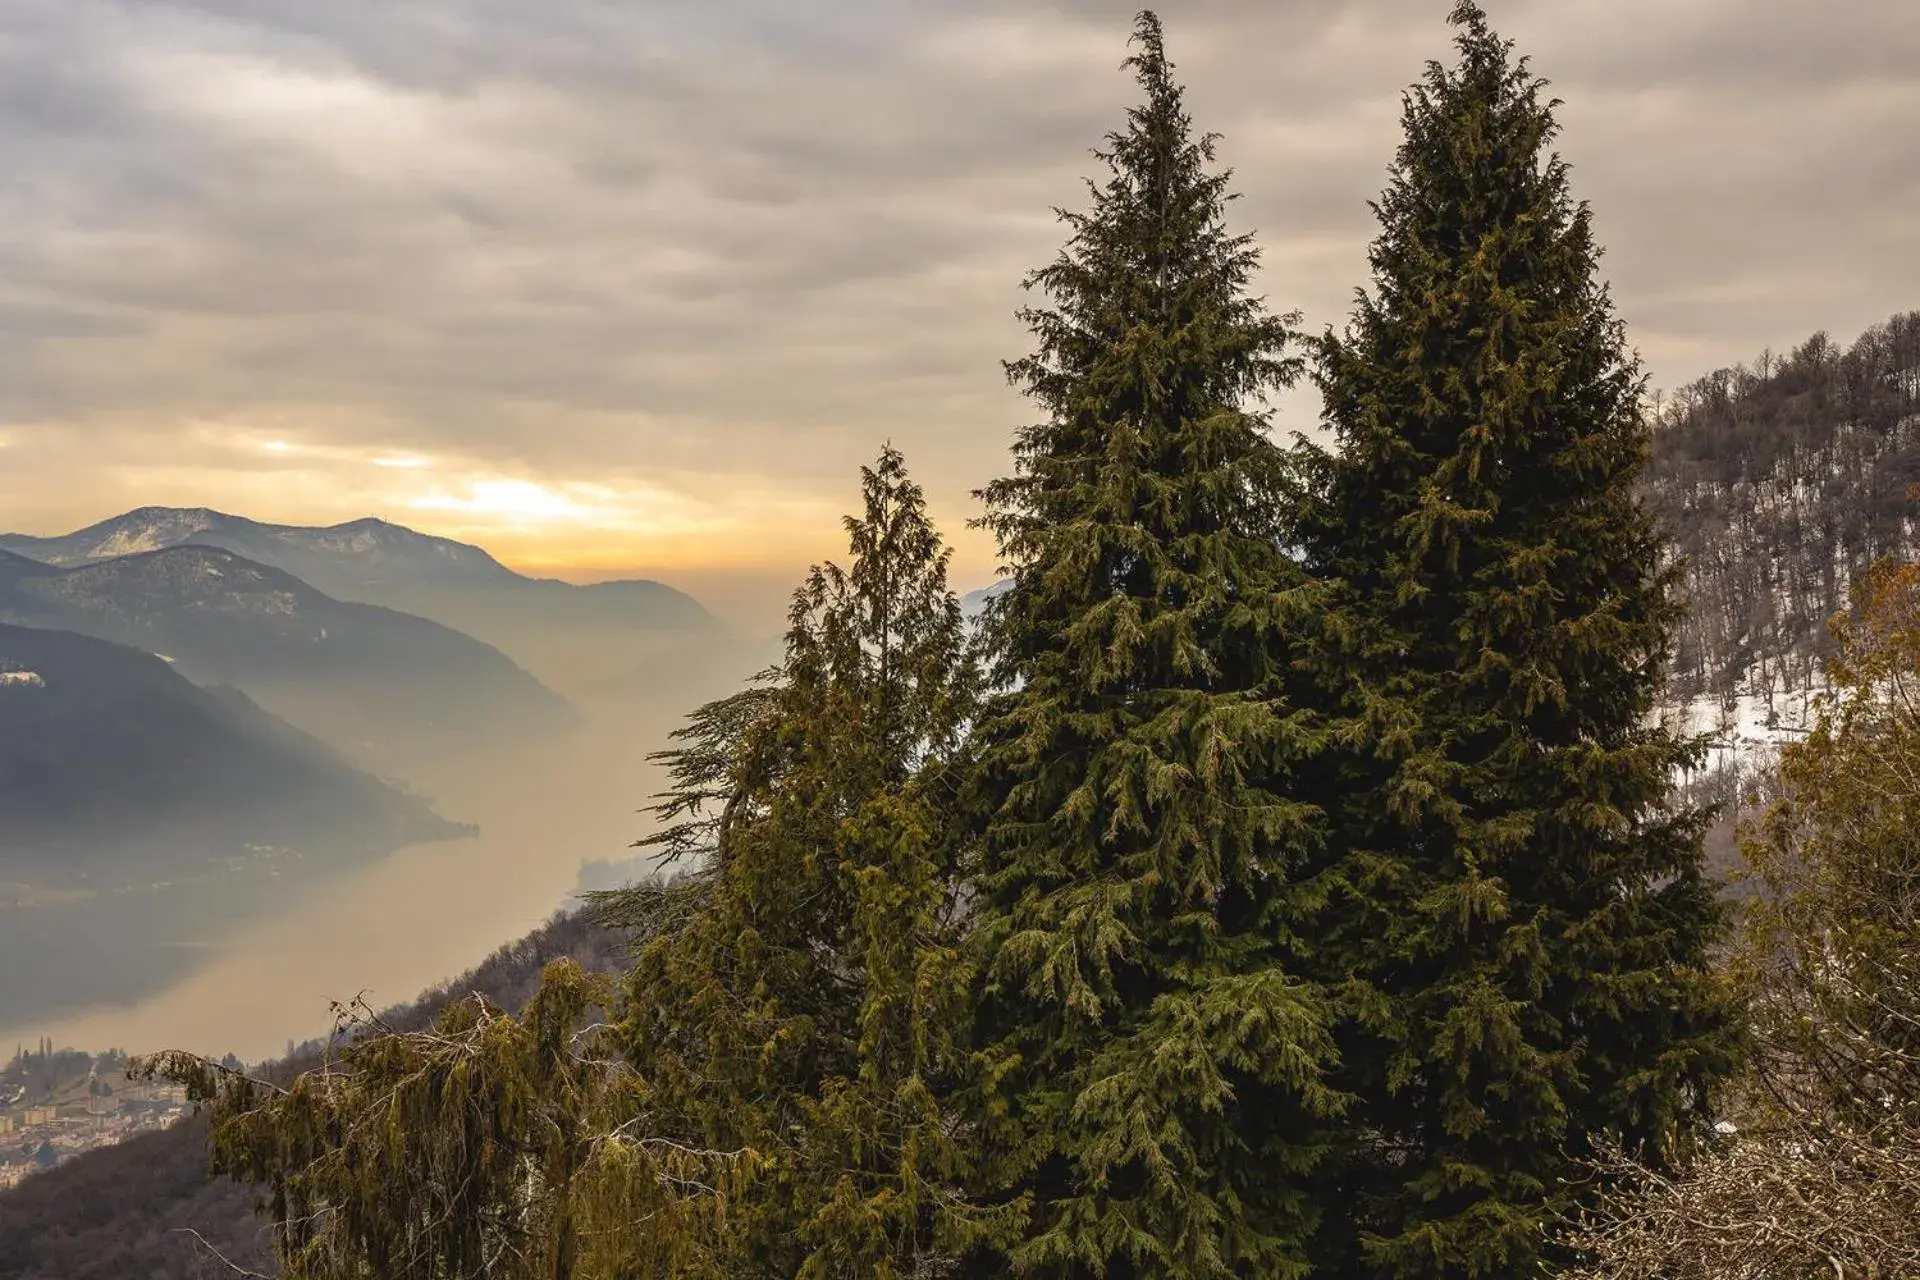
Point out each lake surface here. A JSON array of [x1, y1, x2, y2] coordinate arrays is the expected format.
[[0, 630, 780, 1063]]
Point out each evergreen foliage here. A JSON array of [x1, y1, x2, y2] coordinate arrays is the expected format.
[[145, 447, 994, 1279], [129, 11, 1774, 1278], [626, 679, 784, 873], [141, 966, 749, 1279], [612, 445, 1008, 1277], [961, 14, 1341, 1277], [1291, 4, 1740, 1274]]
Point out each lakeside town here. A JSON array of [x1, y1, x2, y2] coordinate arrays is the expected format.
[[0, 1042, 190, 1191]]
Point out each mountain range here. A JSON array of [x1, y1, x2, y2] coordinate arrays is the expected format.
[[0, 509, 713, 666], [0, 544, 571, 772], [5, 311, 1917, 1276]]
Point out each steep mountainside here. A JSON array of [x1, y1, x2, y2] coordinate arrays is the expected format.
[[0, 546, 571, 771], [0, 623, 474, 1028], [1646, 310, 1920, 704], [0, 624, 458, 879], [0, 509, 713, 662]]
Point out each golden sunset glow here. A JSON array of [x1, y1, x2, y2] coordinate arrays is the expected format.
[[1, 0, 1913, 619]]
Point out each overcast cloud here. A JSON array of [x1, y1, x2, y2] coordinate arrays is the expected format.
[[2, 0, 1916, 615]]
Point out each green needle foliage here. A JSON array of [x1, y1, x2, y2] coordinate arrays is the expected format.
[[1291, 4, 1740, 1275], [140, 965, 750, 1279], [612, 445, 1011, 1277], [960, 14, 1342, 1277], [148, 447, 996, 1280]]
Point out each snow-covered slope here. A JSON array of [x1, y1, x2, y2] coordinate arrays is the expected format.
[[1647, 311, 1920, 704], [1669, 674, 1821, 780]]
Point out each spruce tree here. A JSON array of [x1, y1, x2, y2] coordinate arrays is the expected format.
[[962, 14, 1341, 1277], [1293, 5, 1739, 1274], [615, 445, 1005, 1277]]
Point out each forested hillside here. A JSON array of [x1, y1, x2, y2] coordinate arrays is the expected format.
[[1647, 311, 1920, 702]]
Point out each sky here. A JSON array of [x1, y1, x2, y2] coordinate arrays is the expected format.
[[2, 0, 1916, 624]]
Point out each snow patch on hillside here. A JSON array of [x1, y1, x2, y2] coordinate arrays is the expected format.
[[1668, 672, 1822, 784], [89, 509, 219, 559], [0, 670, 45, 688]]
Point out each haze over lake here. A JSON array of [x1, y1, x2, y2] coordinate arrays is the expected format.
[[0, 621, 780, 1062]]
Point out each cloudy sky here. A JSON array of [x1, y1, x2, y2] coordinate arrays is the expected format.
[[2, 0, 1915, 621]]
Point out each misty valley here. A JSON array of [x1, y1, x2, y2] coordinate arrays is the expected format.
[[0, 512, 771, 1039]]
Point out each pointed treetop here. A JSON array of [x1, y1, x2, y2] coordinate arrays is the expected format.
[[1126, 9, 1169, 79], [1437, 0, 1534, 98], [1447, 0, 1490, 34], [1115, 9, 1192, 162]]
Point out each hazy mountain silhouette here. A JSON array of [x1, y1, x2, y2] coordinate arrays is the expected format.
[[6, 314, 1919, 1270], [0, 508, 713, 666], [0, 623, 460, 880], [0, 622, 474, 1028], [0, 545, 572, 772]]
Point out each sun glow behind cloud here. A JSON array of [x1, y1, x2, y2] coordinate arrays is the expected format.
[[367, 461, 752, 568], [3, 0, 1915, 613], [401, 475, 740, 552], [14, 423, 790, 575]]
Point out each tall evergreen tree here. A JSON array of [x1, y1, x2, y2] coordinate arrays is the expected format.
[[152, 449, 994, 1279], [962, 14, 1341, 1277], [1293, 5, 1740, 1275], [615, 445, 1005, 1277]]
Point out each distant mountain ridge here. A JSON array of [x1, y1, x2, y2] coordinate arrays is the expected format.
[[0, 543, 571, 771], [8, 316, 1917, 1277], [0, 509, 714, 653]]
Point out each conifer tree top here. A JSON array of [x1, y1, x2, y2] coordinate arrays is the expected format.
[[981, 6, 1298, 600]]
